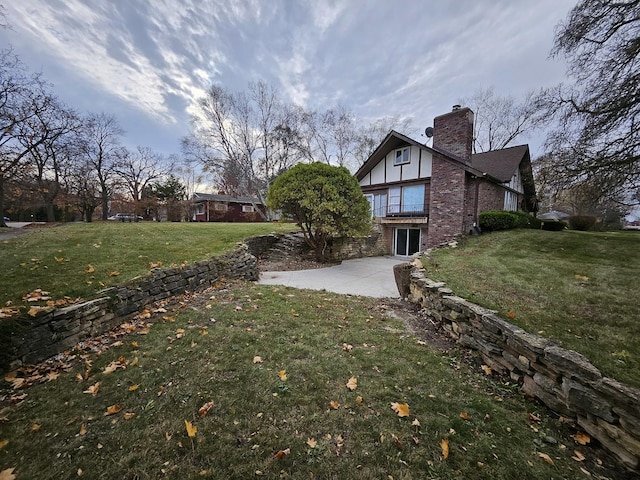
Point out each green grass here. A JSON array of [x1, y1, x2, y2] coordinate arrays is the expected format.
[[0, 282, 618, 479], [0, 222, 294, 308], [422, 229, 640, 388]]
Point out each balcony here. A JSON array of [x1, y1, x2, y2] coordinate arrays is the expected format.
[[372, 204, 429, 224]]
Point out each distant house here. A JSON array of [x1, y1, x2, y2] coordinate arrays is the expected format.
[[191, 193, 266, 222], [355, 106, 537, 255]]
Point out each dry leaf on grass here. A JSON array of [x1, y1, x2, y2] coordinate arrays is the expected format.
[[346, 377, 357, 391], [185, 420, 197, 438], [83, 382, 100, 396], [198, 401, 214, 418], [306, 438, 317, 448], [572, 450, 586, 462], [459, 411, 472, 420], [0, 440, 8, 450], [481, 364, 492, 375], [573, 431, 591, 445], [252, 356, 263, 364], [0, 468, 16, 480], [273, 448, 290, 459], [538, 452, 554, 465], [391, 402, 410, 417], [330, 400, 340, 410], [441, 438, 449, 460], [278, 370, 287, 381], [104, 404, 122, 416]]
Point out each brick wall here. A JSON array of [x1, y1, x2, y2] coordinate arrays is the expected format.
[[427, 107, 475, 248], [477, 181, 505, 212]]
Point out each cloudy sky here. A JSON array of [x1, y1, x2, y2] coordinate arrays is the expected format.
[[1, 0, 576, 159]]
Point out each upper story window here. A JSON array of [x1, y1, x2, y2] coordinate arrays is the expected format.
[[394, 147, 410, 166]]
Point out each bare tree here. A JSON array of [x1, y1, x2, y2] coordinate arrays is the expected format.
[[459, 86, 539, 153], [81, 113, 124, 220], [353, 115, 414, 167], [0, 49, 50, 227], [540, 0, 640, 204], [15, 96, 80, 221], [114, 146, 169, 216]]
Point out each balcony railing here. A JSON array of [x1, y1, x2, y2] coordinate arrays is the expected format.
[[371, 204, 428, 218]]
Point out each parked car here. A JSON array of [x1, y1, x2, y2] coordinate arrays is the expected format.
[[107, 213, 143, 222], [2, 216, 9, 222]]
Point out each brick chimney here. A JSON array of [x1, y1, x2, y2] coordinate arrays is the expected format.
[[427, 105, 475, 248], [432, 105, 474, 165]]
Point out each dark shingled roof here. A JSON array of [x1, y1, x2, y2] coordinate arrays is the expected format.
[[192, 193, 263, 204], [471, 145, 530, 182]]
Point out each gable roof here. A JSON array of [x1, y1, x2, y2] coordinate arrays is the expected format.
[[355, 130, 426, 180], [192, 192, 263, 205], [471, 144, 530, 182]]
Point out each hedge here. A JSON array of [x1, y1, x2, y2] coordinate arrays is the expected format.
[[478, 210, 541, 232]]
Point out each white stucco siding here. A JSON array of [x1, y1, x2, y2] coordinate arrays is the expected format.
[[385, 152, 401, 182], [507, 168, 524, 193], [401, 146, 420, 179], [371, 160, 386, 184], [359, 172, 371, 187], [419, 150, 432, 178]]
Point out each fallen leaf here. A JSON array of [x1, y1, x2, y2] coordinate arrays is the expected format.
[[481, 364, 492, 375], [199, 329, 208, 336], [0, 468, 16, 480], [79, 424, 87, 436], [85, 265, 95, 274], [109, 271, 120, 277], [306, 438, 317, 448], [54, 256, 64, 264], [131, 341, 138, 348], [77, 468, 83, 477], [346, 377, 358, 391], [83, 382, 100, 396], [572, 450, 586, 462], [330, 400, 340, 410], [273, 448, 290, 459], [104, 404, 122, 416], [278, 370, 287, 382], [30, 424, 40, 432], [573, 431, 591, 445], [391, 433, 403, 450], [459, 411, 472, 420], [507, 310, 516, 319], [252, 356, 263, 364], [391, 402, 410, 417], [342, 343, 353, 352], [528, 412, 541, 423], [0, 440, 7, 450], [575, 274, 589, 282], [185, 420, 197, 438], [538, 452, 554, 465], [355, 395, 363, 405], [441, 438, 449, 460], [128, 384, 139, 392], [198, 401, 214, 418], [124, 412, 136, 420], [412, 418, 421, 427]]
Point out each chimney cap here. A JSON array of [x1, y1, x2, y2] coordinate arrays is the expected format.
[[452, 104, 461, 111]]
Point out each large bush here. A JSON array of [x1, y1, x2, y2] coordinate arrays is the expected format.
[[479, 210, 540, 232], [267, 163, 371, 261]]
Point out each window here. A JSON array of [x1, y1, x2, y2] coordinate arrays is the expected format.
[[395, 228, 421, 256], [214, 203, 227, 211], [196, 204, 204, 215], [503, 191, 518, 211], [401, 185, 425, 213], [388, 187, 401, 214], [242, 205, 255, 213], [365, 193, 388, 217], [394, 147, 410, 165]]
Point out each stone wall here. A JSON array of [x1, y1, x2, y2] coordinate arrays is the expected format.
[[1, 245, 257, 373], [329, 223, 389, 260], [408, 266, 640, 472]]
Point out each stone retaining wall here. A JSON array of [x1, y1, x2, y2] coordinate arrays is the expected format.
[[1, 245, 257, 372], [408, 266, 640, 471]]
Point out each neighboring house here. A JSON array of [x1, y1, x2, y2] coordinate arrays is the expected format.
[[355, 106, 537, 255], [191, 193, 266, 222]]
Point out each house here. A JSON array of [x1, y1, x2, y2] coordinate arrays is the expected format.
[[191, 193, 266, 222], [355, 106, 537, 255]]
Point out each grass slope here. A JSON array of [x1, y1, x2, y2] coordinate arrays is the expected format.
[[0, 283, 620, 479], [423, 229, 640, 388], [0, 222, 294, 308]]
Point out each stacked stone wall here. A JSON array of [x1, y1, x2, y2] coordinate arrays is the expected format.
[[1, 245, 257, 372], [408, 266, 640, 472]]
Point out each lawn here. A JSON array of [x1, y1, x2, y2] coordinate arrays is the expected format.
[[421, 229, 640, 388], [0, 282, 623, 479], [0, 222, 295, 309]]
